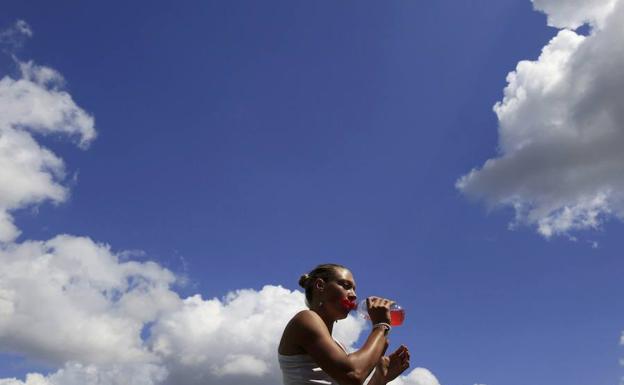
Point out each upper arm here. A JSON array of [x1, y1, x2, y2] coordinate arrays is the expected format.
[[291, 311, 366, 385]]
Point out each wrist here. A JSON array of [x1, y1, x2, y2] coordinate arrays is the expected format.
[[373, 322, 391, 335]]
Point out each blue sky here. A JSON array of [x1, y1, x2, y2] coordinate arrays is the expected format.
[[1, 1, 623, 385]]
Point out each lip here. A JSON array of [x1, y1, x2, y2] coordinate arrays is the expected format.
[[340, 298, 357, 311]]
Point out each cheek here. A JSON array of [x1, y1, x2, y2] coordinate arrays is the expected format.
[[329, 287, 347, 301]]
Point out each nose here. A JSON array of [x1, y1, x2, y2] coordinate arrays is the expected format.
[[348, 291, 357, 301]]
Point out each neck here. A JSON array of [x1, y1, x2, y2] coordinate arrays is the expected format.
[[311, 306, 334, 334]]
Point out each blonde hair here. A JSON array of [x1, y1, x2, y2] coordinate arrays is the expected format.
[[299, 263, 347, 307]]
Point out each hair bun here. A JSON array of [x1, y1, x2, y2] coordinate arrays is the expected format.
[[298, 273, 311, 288]]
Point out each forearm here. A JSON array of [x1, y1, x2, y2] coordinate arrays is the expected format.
[[365, 367, 386, 385], [346, 327, 387, 381]]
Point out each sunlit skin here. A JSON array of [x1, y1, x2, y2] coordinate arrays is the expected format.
[[278, 267, 410, 385]]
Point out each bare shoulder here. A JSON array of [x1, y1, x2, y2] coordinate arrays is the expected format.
[[278, 310, 328, 355], [288, 310, 327, 334], [292, 309, 322, 325]]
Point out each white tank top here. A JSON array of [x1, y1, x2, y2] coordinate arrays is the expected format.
[[278, 340, 375, 385], [278, 353, 337, 385]]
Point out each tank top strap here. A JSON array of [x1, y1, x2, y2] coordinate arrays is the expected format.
[[333, 338, 348, 353]]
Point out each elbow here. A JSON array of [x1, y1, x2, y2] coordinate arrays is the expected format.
[[343, 370, 368, 385]]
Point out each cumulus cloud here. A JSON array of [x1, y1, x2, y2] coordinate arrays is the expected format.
[[389, 368, 441, 385], [0, 243, 391, 385], [0, 231, 370, 384], [0, 55, 96, 242], [531, 0, 616, 29], [0, 20, 440, 385], [149, 286, 309, 385], [0, 362, 167, 385], [0, 235, 178, 365], [457, 0, 624, 238], [0, 225, 319, 385], [0, 262, 436, 385], [150, 285, 371, 385]]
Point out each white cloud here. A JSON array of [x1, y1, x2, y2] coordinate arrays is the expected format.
[[149, 285, 308, 385], [0, 228, 384, 385], [1, 259, 439, 385], [389, 368, 441, 385], [0, 55, 95, 242], [457, 0, 624, 238], [147, 285, 367, 385], [0, 244, 380, 385], [0, 235, 178, 365], [0, 20, 441, 385], [0, 362, 167, 385], [531, 0, 617, 29], [2, 60, 96, 146], [0, 20, 32, 49], [0, 229, 316, 385]]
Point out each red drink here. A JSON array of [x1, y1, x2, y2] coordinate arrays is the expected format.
[[389, 305, 405, 326], [349, 299, 405, 327]]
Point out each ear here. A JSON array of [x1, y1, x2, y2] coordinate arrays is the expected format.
[[314, 278, 325, 290]]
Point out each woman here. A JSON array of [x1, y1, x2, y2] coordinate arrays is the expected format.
[[278, 263, 410, 385]]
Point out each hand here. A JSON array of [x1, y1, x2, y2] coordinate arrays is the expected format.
[[366, 296, 393, 325], [376, 345, 410, 383]]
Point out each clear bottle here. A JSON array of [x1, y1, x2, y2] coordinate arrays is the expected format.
[[356, 299, 405, 327]]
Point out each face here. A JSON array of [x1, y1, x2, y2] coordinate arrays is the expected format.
[[316, 268, 357, 319]]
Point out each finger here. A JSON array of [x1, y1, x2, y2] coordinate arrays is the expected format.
[[392, 346, 405, 358]]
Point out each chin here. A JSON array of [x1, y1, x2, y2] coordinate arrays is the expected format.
[[337, 311, 350, 320]]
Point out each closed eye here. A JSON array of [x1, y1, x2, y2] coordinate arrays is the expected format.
[[337, 280, 355, 291]]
